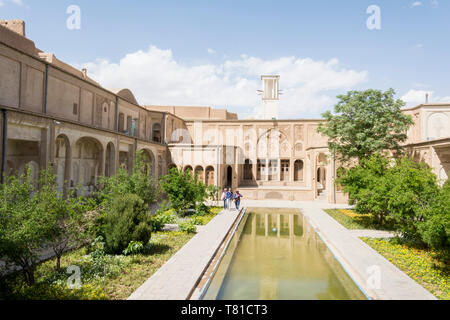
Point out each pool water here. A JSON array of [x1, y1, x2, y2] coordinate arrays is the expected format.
[[202, 208, 367, 300]]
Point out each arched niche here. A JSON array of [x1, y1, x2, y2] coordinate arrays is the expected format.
[[205, 166, 215, 186], [195, 166, 205, 182], [427, 113, 449, 140], [55, 134, 71, 195], [73, 136, 103, 194], [105, 142, 116, 177], [140, 148, 156, 176], [294, 160, 304, 181]]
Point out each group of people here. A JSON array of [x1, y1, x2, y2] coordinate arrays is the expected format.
[[221, 188, 243, 211]]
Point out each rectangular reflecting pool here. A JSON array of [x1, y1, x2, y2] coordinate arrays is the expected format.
[[201, 208, 367, 300]]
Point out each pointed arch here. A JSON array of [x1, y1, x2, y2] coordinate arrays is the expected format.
[[55, 134, 71, 196]]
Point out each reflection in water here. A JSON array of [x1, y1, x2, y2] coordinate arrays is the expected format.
[[203, 208, 366, 300]]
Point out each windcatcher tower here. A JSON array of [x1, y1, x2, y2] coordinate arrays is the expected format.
[[260, 75, 280, 120]]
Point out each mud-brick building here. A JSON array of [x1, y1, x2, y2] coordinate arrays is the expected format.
[[0, 20, 449, 203]]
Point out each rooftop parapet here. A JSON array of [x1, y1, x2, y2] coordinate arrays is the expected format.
[[0, 20, 26, 36]]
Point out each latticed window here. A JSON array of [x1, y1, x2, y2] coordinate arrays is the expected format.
[[257, 159, 266, 180], [281, 160, 290, 172], [244, 159, 253, 180], [281, 160, 290, 181]]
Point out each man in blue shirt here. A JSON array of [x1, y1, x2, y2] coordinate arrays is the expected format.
[[226, 188, 233, 211]]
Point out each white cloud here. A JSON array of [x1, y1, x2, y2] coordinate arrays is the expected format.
[[12, 0, 24, 6], [79, 46, 368, 119], [0, 0, 25, 6], [401, 89, 450, 107], [207, 48, 216, 55], [402, 89, 431, 106], [410, 1, 422, 7], [431, 0, 439, 8]]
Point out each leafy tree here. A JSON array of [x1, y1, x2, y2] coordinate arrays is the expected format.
[[103, 193, 152, 254], [194, 178, 207, 205], [97, 150, 159, 210], [0, 167, 53, 285], [318, 89, 413, 162], [45, 193, 97, 270], [37, 169, 73, 270], [0, 167, 97, 283], [160, 167, 207, 214]]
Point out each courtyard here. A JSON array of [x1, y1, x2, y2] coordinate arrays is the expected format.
[[0, 1, 449, 306]]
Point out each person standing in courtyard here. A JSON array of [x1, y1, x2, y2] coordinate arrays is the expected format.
[[226, 188, 233, 211], [221, 188, 227, 210], [233, 190, 243, 210]]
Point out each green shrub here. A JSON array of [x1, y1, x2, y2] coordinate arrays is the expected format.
[[190, 216, 204, 226], [386, 158, 440, 240], [418, 181, 450, 253], [93, 151, 160, 254], [103, 193, 152, 254], [194, 203, 210, 216], [122, 241, 144, 256], [88, 236, 110, 276], [151, 209, 177, 232], [420, 215, 449, 251], [337, 154, 392, 225], [151, 215, 165, 232], [90, 211, 107, 239], [338, 154, 449, 255], [160, 168, 207, 214], [338, 155, 440, 230], [155, 200, 170, 214], [179, 221, 197, 234]]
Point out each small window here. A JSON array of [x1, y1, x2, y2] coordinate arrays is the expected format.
[[153, 123, 162, 143], [73, 103, 78, 115]]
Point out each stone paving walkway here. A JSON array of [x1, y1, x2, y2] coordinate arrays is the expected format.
[[128, 208, 242, 300]]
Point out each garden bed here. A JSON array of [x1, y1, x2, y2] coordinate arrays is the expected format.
[[174, 206, 223, 225], [0, 231, 194, 300], [362, 238, 449, 300], [324, 209, 396, 230]]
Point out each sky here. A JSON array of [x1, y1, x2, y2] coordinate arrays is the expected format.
[[1, 0, 450, 119]]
